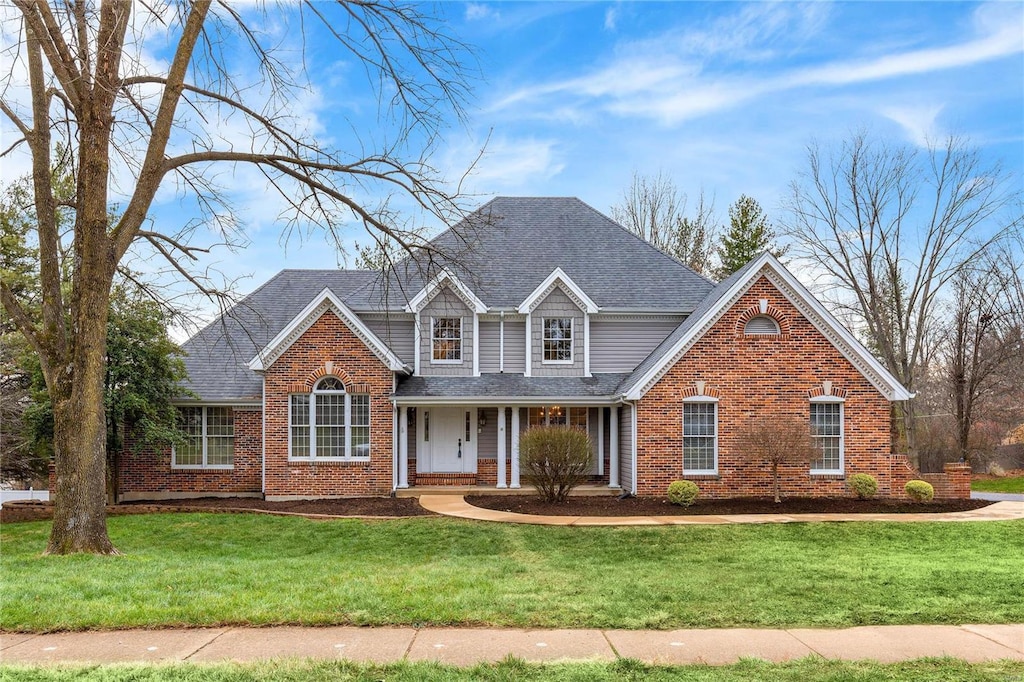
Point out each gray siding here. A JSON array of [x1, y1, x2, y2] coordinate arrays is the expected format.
[[419, 287, 474, 376], [361, 314, 416, 366], [618, 404, 634, 494], [590, 315, 685, 373], [588, 407, 600, 475], [407, 406, 417, 461], [530, 287, 584, 376], [503, 319, 527, 374], [479, 320, 501, 374], [477, 407, 498, 459]]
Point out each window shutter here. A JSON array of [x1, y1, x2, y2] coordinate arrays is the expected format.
[[744, 316, 780, 335]]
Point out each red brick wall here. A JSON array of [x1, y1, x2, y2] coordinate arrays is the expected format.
[[636, 275, 896, 499], [117, 407, 262, 497], [263, 310, 395, 497]]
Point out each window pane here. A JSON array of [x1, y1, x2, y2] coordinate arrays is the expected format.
[[315, 393, 345, 457], [432, 318, 462, 361], [290, 394, 310, 457], [543, 318, 572, 361], [176, 407, 203, 465], [528, 407, 545, 427], [547, 405, 566, 426], [317, 376, 345, 391], [206, 407, 234, 437], [569, 407, 587, 431], [206, 437, 234, 466], [811, 403, 842, 470], [350, 395, 371, 458], [683, 403, 716, 471]]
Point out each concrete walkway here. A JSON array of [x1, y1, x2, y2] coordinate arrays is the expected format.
[[2, 624, 1022, 665], [418, 495, 1024, 526]]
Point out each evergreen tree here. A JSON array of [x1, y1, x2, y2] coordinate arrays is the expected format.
[[716, 195, 786, 279]]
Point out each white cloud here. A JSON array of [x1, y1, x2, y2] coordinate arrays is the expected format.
[[879, 104, 946, 147], [465, 3, 498, 22], [604, 7, 618, 31]]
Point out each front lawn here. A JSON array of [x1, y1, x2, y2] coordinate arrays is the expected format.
[[971, 476, 1024, 494], [4, 658, 1024, 682], [2, 515, 1022, 632]]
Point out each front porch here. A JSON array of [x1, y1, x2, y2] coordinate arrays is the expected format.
[[394, 403, 625, 491], [395, 483, 620, 498]]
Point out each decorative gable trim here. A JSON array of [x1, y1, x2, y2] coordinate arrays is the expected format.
[[623, 253, 914, 402], [405, 271, 487, 314], [248, 288, 408, 373], [518, 267, 599, 314]]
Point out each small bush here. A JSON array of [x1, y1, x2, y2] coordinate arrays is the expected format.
[[519, 426, 593, 503], [905, 480, 935, 503], [667, 480, 699, 507], [987, 462, 1006, 477], [847, 473, 878, 500]]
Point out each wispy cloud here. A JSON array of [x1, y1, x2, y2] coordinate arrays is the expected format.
[[878, 104, 946, 147], [604, 7, 618, 32]]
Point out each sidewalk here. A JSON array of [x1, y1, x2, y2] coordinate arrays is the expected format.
[[2, 624, 1022, 665], [418, 496, 1024, 526]]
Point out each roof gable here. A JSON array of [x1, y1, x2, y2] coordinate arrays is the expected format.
[[517, 267, 599, 314], [405, 270, 487, 314], [248, 288, 408, 373], [621, 253, 914, 402]]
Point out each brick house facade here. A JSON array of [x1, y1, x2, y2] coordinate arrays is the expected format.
[[112, 197, 962, 501]]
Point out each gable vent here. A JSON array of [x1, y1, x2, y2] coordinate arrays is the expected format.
[[744, 315, 780, 335]]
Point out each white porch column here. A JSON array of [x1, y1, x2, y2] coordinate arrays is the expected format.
[[510, 406, 521, 488], [609, 406, 620, 488], [398, 407, 409, 488], [496, 407, 508, 488], [597, 407, 605, 476]]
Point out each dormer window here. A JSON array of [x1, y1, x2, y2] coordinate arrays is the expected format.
[[543, 317, 573, 362], [432, 317, 462, 362], [744, 315, 780, 335]]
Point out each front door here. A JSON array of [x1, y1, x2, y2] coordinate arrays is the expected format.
[[420, 406, 477, 473]]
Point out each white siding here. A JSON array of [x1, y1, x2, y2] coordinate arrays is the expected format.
[[590, 316, 685, 373]]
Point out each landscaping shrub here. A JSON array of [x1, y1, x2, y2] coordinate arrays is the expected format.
[[847, 473, 879, 500], [905, 480, 935, 502], [667, 480, 700, 507], [987, 462, 1006, 477], [519, 426, 593, 503]]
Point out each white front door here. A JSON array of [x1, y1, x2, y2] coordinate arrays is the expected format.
[[420, 406, 477, 473]]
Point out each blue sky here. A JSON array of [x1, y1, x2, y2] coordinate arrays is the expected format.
[[2, 1, 1022, 325]]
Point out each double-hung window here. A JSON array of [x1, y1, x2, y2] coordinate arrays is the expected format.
[[542, 317, 573, 362], [810, 400, 843, 473], [432, 317, 462, 362], [527, 405, 587, 430], [173, 406, 234, 468], [682, 400, 717, 474], [289, 377, 371, 460]]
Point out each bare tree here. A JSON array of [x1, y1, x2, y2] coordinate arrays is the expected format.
[[782, 131, 1022, 461], [610, 171, 717, 275], [944, 248, 1024, 464], [0, 1, 476, 554], [735, 416, 818, 503]]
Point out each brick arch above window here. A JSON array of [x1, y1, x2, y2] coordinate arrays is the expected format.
[[735, 302, 791, 338], [807, 383, 848, 400], [285, 364, 355, 394], [680, 382, 722, 400]]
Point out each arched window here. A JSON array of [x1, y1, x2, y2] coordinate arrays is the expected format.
[[744, 315, 780, 335], [289, 376, 370, 460]]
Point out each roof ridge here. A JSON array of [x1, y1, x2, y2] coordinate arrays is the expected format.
[[569, 198, 716, 286]]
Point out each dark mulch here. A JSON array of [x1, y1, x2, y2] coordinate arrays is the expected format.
[[466, 494, 994, 516], [0, 496, 432, 524]]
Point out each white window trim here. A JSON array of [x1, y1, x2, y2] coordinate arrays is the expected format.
[[172, 406, 235, 470], [809, 396, 844, 475], [288, 382, 371, 462], [682, 400, 718, 475], [541, 317, 574, 365], [430, 316, 464, 365]]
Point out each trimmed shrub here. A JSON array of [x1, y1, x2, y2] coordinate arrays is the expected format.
[[905, 480, 935, 503], [519, 426, 593, 503], [847, 473, 879, 500], [667, 480, 699, 507]]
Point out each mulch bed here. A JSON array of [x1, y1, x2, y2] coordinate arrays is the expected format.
[[0, 496, 433, 524], [466, 494, 994, 516]]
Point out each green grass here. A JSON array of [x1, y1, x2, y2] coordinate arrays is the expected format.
[[3, 658, 1024, 682], [972, 476, 1024, 493], [2, 515, 1023, 631]]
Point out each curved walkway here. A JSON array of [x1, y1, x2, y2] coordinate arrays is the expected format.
[[418, 495, 1024, 526]]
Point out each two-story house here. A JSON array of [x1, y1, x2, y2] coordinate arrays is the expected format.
[[118, 197, 919, 501]]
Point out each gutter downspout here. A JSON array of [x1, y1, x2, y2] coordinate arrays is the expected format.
[[261, 375, 266, 497]]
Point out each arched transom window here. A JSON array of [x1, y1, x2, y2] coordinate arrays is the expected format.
[[744, 315, 781, 335], [289, 376, 370, 460]]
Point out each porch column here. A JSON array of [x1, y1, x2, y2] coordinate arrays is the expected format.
[[398, 407, 409, 488], [609, 406, 620, 488], [597, 407, 605, 476], [496, 407, 508, 488], [510, 406, 521, 488]]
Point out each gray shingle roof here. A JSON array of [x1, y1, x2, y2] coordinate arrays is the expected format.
[[395, 374, 631, 400], [179, 270, 377, 400], [344, 197, 715, 311]]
